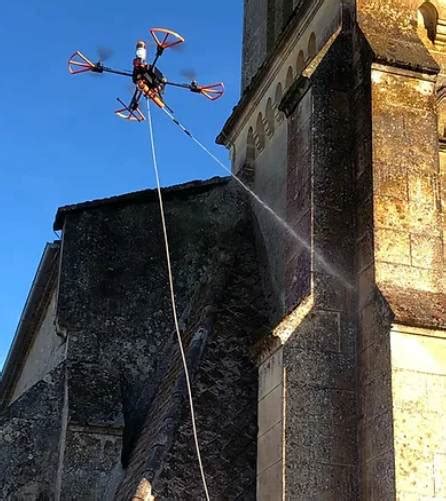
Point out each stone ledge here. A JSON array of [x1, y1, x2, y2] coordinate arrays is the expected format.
[[380, 286, 446, 330], [358, 6, 439, 76], [253, 294, 314, 364]]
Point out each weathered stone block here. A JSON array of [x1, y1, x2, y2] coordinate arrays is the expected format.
[[259, 348, 283, 401], [395, 445, 435, 497], [258, 382, 283, 435], [359, 410, 394, 463], [257, 421, 282, 474], [375, 228, 411, 266], [375, 195, 410, 232], [435, 453, 446, 497], [376, 262, 440, 292], [375, 163, 409, 200], [410, 234, 443, 269], [362, 451, 396, 501], [358, 230, 374, 273], [359, 264, 375, 307], [359, 341, 392, 421], [359, 298, 392, 353], [286, 460, 356, 500], [257, 459, 283, 501]]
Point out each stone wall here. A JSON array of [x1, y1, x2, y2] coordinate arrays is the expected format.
[[355, 0, 446, 498], [250, 12, 359, 497], [0, 363, 65, 500], [391, 325, 446, 500], [282, 28, 358, 500], [11, 291, 65, 403], [52, 178, 268, 499], [285, 83, 312, 312], [222, 0, 343, 323], [242, 0, 269, 89], [253, 114, 288, 320]]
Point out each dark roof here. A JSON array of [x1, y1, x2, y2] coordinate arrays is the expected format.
[[54, 176, 230, 230]]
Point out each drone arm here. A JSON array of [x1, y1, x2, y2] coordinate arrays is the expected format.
[[100, 65, 133, 77], [165, 80, 199, 91], [150, 47, 164, 69], [165, 80, 225, 101], [68, 52, 132, 77]]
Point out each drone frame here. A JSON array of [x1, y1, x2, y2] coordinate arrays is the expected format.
[[150, 28, 185, 50], [194, 83, 225, 101], [115, 97, 145, 122], [68, 51, 97, 74], [68, 27, 224, 121]]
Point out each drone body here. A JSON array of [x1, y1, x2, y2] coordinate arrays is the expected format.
[[68, 28, 224, 122]]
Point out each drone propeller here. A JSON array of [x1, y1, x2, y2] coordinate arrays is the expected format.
[[168, 42, 185, 53], [85, 47, 115, 77], [97, 46, 114, 62], [180, 68, 197, 81]]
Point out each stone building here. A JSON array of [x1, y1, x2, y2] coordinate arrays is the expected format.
[[1, 0, 446, 499]]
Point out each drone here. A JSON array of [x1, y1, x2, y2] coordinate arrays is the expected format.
[[68, 28, 224, 122]]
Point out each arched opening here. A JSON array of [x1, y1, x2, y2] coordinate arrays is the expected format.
[[256, 113, 266, 152], [242, 127, 256, 187], [246, 127, 255, 165], [230, 143, 236, 164], [296, 50, 305, 75], [285, 66, 294, 89], [265, 98, 275, 137], [275, 82, 284, 123], [275, 82, 283, 105], [308, 32, 316, 59], [418, 2, 438, 43]]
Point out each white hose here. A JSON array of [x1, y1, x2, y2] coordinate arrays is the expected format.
[[145, 99, 211, 501]]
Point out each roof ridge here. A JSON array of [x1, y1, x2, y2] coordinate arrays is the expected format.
[[53, 176, 230, 230]]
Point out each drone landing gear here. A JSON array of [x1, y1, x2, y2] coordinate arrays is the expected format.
[[115, 98, 145, 122]]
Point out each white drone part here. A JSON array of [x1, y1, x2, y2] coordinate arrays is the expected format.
[[136, 41, 147, 62]]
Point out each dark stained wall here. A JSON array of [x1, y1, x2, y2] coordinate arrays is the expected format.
[[0, 364, 65, 500], [242, 0, 269, 89], [54, 179, 269, 499]]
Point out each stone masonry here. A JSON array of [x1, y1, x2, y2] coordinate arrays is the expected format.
[[218, 0, 446, 499], [2, 0, 446, 499], [0, 179, 270, 499]]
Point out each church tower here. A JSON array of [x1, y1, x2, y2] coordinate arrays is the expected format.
[[219, 1, 446, 499]]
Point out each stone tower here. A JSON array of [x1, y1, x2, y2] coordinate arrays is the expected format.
[[218, 0, 446, 499]]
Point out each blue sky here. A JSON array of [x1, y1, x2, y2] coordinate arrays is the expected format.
[[0, 1, 243, 367]]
